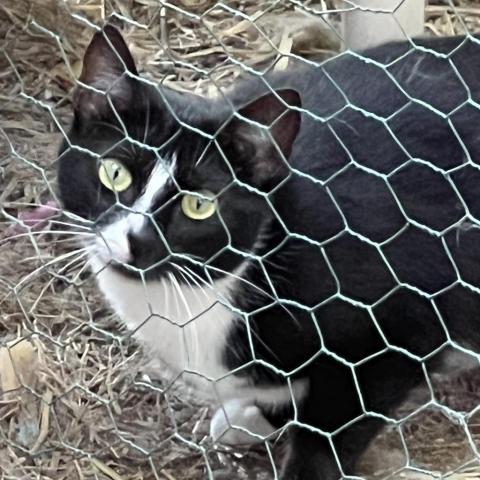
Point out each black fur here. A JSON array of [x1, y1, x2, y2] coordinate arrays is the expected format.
[[58, 27, 480, 479]]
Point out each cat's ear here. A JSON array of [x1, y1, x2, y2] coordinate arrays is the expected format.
[[221, 89, 301, 190], [74, 25, 138, 119]]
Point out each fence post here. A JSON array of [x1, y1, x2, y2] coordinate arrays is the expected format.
[[341, 0, 425, 51]]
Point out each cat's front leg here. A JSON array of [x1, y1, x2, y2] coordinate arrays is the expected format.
[[210, 398, 277, 445], [280, 427, 341, 480]]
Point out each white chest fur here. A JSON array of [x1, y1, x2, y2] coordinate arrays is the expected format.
[[91, 258, 244, 395]]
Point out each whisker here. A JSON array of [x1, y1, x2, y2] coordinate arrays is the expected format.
[[70, 256, 94, 282], [3, 228, 94, 238], [143, 99, 151, 145], [48, 219, 93, 231], [61, 211, 94, 226], [170, 270, 196, 369], [94, 121, 126, 137], [174, 268, 203, 371], [180, 265, 214, 292], [117, 143, 134, 158], [0, 229, 94, 246], [162, 277, 171, 321], [171, 271, 192, 319], [15, 238, 88, 254], [1, 217, 93, 232], [21, 254, 56, 263], [29, 251, 91, 313], [263, 258, 292, 275], [14, 247, 92, 291], [57, 250, 91, 274], [34, 236, 90, 247], [206, 264, 301, 328], [168, 272, 182, 321], [175, 267, 205, 306], [207, 264, 274, 300], [49, 254, 93, 287], [172, 264, 210, 299]]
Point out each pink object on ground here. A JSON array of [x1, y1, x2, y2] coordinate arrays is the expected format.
[[14, 200, 59, 232], [1, 200, 61, 245]]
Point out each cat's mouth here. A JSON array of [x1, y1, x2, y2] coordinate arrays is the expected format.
[[91, 225, 195, 280], [91, 211, 167, 273], [93, 231, 156, 275], [91, 237, 170, 280]]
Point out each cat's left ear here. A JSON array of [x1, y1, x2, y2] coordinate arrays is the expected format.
[[74, 25, 138, 119], [220, 89, 301, 190]]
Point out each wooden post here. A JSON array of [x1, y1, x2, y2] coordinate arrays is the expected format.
[[341, 0, 425, 51]]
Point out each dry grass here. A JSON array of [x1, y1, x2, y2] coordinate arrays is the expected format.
[[2, 1, 480, 479]]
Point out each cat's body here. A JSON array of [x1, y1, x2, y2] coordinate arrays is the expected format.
[[58, 27, 480, 479]]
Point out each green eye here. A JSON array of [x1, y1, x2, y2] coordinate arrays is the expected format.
[[98, 159, 132, 192], [181, 190, 217, 220]]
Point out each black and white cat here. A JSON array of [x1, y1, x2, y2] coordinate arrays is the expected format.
[[58, 25, 480, 479]]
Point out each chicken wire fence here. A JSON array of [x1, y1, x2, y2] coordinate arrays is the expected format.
[[3, 1, 480, 479]]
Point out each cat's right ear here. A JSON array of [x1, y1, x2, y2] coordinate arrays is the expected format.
[[219, 89, 301, 191], [73, 25, 138, 120]]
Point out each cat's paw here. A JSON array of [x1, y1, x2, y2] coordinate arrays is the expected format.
[[210, 399, 276, 446]]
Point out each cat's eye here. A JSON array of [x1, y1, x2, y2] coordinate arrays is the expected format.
[[98, 159, 132, 192], [181, 190, 217, 220]]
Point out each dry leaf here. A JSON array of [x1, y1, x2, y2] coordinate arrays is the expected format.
[[0, 338, 37, 393]]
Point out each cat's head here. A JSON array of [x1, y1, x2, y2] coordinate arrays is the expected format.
[[57, 25, 301, 279]]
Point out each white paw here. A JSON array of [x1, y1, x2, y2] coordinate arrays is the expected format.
[[210, 398, 277, 446]]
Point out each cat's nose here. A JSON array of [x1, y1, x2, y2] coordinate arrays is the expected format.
[[127, 228, 168, 269]]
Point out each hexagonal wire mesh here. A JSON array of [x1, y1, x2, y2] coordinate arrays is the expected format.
[[3, 1, 480, 479]]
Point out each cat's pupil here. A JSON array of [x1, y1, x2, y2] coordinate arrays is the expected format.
[[112, 168, 120, 180], [196, 198, 203, 210]]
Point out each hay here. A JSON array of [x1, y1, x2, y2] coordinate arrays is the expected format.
[[2, 1, 480, 479]]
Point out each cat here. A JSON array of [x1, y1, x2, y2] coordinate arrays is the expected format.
[[57, 25, 480, 479]]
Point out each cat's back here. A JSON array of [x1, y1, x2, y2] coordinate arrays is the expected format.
[[272, 34, 480, 120], [261, 34, 480, 314], [271, 34, 478, 172]]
